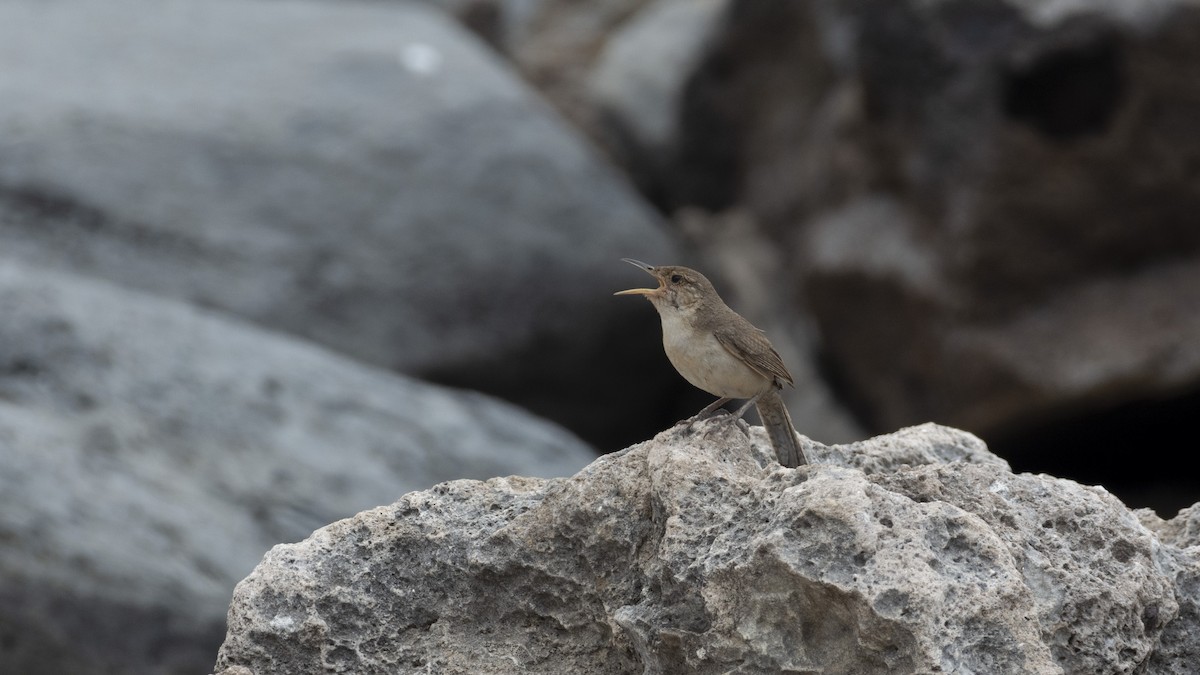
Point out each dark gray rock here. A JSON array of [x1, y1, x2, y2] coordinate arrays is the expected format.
[[0, 0, 680, 449], [214, 422, 1191, 674], [0, 259, 593, 675], [804, 200, 1200, 434]]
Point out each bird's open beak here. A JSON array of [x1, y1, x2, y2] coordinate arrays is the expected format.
[[614, 258, 664, 296]]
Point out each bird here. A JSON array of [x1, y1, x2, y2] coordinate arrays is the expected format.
[[614, 258, 806, 467]]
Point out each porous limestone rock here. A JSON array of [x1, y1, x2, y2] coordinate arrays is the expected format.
[[1136, 504, 1200, 674], [0, 259, 593, 675], [214, 422, 1194, 674]]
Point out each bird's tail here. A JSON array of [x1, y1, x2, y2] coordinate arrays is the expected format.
[[755, 389, 807, 467]]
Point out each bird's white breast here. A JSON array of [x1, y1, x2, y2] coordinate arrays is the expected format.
[[659, 308, 769, 399]]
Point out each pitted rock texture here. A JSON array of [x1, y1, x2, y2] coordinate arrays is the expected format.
[[214, 423, 1197, 674]]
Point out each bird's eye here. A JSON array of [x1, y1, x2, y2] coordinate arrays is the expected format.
[[670, 274, 683, 284]]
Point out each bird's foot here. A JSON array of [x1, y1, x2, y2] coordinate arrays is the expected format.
[[677, 408, 729, 428], [673, 396, 734, 429], [680, 411, 749, 442]]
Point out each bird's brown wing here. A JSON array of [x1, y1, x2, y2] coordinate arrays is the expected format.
[[713, 318, 795, 388]]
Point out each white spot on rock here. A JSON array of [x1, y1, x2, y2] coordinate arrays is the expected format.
[[399, 43, 442, 76], [269, 614, 297, 632]]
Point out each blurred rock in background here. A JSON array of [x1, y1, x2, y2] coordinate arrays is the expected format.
[[0, 0, 687, 452], [4, 0, 1200, 672]]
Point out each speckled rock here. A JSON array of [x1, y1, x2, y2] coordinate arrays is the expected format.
[[1136, 504, 1200, 674], [213, 422, 1192, 674]]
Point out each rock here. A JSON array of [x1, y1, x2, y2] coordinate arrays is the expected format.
[[214, 422, 1192, 673], [0, 259, 593, 675], [1135, 505, 1200, 674], [412, 0, 531, 50], [589, 0, 729, 207], [589, 0, 847, 213], [1138, 503, 1200, 549], [806, 206, 1200, 434], [1146, 545, 1200, 675], [0, 0, 681, 450], [428, 0, 659, 138]]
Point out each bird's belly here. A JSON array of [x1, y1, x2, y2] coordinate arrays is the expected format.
[[662, 326, 768, 399]]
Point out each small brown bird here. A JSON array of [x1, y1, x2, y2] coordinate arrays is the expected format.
[[615, 258, 806, 467]]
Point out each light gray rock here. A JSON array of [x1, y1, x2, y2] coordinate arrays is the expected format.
[[1135, 505, 1200, 674], [415, 0, 547, 51], [0, 0, 680, 449], [440, 0, 659, 136], [590, 0, 728, 166], [214, 422, 1192, 674], [1146, 545, 1200, 675], [0, 259, 593, 675], [1138, 503, 1200, 550]]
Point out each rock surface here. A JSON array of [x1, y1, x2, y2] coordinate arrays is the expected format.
[[213, 422, 1196, 674], [0, 0, 681, 450], [1136, 504, 1200, 674], [0, 259, 593, 675]]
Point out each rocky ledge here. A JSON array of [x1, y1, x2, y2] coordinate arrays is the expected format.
[[213, 422, 1199, 674]]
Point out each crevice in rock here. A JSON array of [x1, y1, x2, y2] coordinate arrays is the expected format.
[[988, 385, 1200, 516], [1002, 34, 1125, 141], [0, 185, 109, 231]]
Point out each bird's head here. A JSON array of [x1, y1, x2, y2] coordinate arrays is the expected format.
[[614, 259, 716, 311]]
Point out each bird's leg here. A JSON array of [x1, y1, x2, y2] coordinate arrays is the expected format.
[[729, 392, 764, 421], [679, 396, 731, 426], [696, 391, 767, 442]]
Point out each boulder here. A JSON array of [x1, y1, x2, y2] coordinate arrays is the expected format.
[[0, 259, 593, 675], [214, 422, 1195, 673], [589, 0, 729, 208], [0, 0, 681, 450], [804, 200, 1200, 435], [421, 0, 658, 138], [1136, 504, 1200, 674]]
